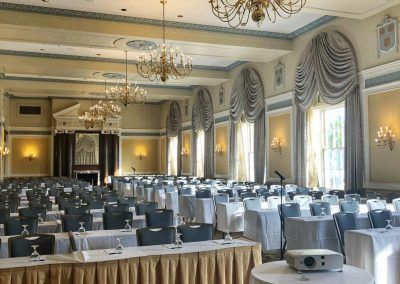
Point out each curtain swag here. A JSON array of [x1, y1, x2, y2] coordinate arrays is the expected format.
[[167, 101, 182, 137], [192, 88, 214, 132]]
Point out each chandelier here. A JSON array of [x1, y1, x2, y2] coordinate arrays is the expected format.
[[136, 0, 192, 82], [79, 106, 104, 129], [209, 0, 307, 27], [110, 51, 147, 106]]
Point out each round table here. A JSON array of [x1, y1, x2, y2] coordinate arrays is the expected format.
[[250, 261, 374, 284]]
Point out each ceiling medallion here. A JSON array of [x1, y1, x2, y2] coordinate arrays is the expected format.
[[209, 0, 306, 28], [126, 40, 158, 51], [136, 0, 193, 82], [102, 73, 126, 80]]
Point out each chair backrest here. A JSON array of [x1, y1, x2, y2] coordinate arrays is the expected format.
[[339, 200, 359, 213], [177, 223, 213, 242], [135, 202, 158, 215], [243, 198, 262, 211], [8, 234, 55, 258], [309, 202, 331, 216], [267, 196, 284, 209], [65, 205, 90, 215], [136, 227, 175, 246], [145, 209, 174, 227], [344, 194, 361, 203], [386, 192, 400, 203], [179, 187, 192, 195], [102, 211, 133, 230], [293, 195, 312, 209], [329, 190, 345, 199], [105, 204, 130, 213], [393, 198, 400, 212], [217, 189, 234, 198], [195, 190, 212, 199], [321, 194, 339, 206], [62, 214, 93, 232], [333, 212, 357, 255], [58, 199, 80, 210], [368, 209, 392, 229], [118, 197, 137, 207], [278, 203, 301, 221], [367, 199, 387, 211], [18, 207, 47, 221], [308, 191, 324, 200], [4, 217, 38, 236], [87, 200, 105, 210], [213, 193, 229, 206], [240, 192, 257, 201], [0, 208, 10, 224]]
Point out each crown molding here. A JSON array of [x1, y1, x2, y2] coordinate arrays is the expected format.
[[0, 3, 335, 40], [265, 91, 293, 105]]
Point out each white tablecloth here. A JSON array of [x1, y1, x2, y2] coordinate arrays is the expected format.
[[195, 198, 215, 225], [250, 261, 373, 284], [0, 221, 61, 236], [216, 202, 245, 233], [165, 191, 179, 214], [72, 229, 137, 251], [179, 195, 196, 219], [285, 213, 400, 253], [143, 187, 154, 202], [345, 228, 400, 284]]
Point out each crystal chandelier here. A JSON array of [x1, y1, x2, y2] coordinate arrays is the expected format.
[[209, 0, 307, 27], [110, 51, 147, 106], [79, 106, 104, 129], [136, 0, 192, 82]]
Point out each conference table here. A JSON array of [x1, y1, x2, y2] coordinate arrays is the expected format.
[[285, 212, 400, 253], [345, 228, 400, 284], [0, 239, 261, 284]]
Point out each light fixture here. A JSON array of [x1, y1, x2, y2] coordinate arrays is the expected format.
[[138, 152, 146, 160], [375, 126, 396, 151], [110, 51, 147, 106], [271, 137, 282, 154], [209, 0, 307, 28], [0, 146, 9, 159], [26, 154, 36, 162], [215, 144, 224, 156], [181, 148, 188, 157], [136, 0, 193, 82]]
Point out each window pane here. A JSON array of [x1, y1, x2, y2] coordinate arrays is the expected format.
[[196, 131, 205, 178]]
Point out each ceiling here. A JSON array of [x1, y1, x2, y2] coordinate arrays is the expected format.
[[0, 0, 399, 102]]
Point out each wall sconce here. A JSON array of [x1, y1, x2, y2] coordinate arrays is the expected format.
[[375, 126, 396, 151], [215, 144, 224, 156], [26, 154, 36, 162], [181, 148, 188, 157], [0, 146, 9, 159], [271, 137, 282, 155], [137, 152, 146, 160]]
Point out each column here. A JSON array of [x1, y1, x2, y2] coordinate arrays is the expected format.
[[0, 88, 5, 182]]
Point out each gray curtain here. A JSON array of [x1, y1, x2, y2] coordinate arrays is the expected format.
[[294, 31, 363, 192], [192, 88, 215, 178], [166, 102, 182, 176], [229, 68, 265, 183]]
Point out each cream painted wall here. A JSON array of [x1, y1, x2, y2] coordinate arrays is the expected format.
[[215, 125, 229, 177], [268, 113, 292, 179], [159, 137, 166, 174], [182, 132, 191, 174], [10, 136, 51, 176], [121, 137, 159, 174], [368, 89, 400, 183], [9, 98, 52, 127]]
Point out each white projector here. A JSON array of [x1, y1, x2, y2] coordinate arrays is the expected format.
[[285, 249, 344, 271]]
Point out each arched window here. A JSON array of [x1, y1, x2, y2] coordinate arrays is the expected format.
[[166, 102, 182, 176]]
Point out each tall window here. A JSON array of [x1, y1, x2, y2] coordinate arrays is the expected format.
[[307, 105, 345, 190], [168, 137, 178, 176], [236, 121, 254, 182], [196, 130, 205, 178]]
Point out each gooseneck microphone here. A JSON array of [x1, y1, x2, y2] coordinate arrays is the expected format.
[[274, 170, 286, 181]]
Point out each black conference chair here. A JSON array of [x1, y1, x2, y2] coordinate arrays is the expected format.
[[345, 194, 361, 203], [339, 201, 359, 213], [62, 214, 93, 232], [145, 209, 174, 227], [333, 212, 357, 257], [118, 197, 137, 207], [177, 223, 213, 242], [4, 217, 38, 236], [103, 193, 119, 203], [136, 227, 175, 246], [18, 207, 47, 221], [8, 234, 55, 258], [217, 189, 234, 198], [329, 190, 345, 199], [135, 202, 158, 216], [103, 212, 133, 230], [105, 204, 130, 213], [58, 199, 81, 211], [241, 192, 257, 201], [243, 198, 262, 211], [0, 208, 10, 224], [368, 209, 392, 229], [278, 203, 301, 251], [87, 200, 106, 210], [196, 190, 212, 199], [65, 205, 90, 215], [386, 192, 400, 203], [29, 200, 53, 212], [0, 203, 18, 213], [308, 191, 324, 200], [309, 202, 331, 216]]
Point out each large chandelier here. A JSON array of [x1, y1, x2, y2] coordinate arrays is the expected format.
[[209, 0, 307, 27], [136, 0, 192, 82], [110, 51, 147, 106], [79, 105, 104, 129]]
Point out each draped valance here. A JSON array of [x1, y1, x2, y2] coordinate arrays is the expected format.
[[230, 68, 264, 123], [167, 101, 182, 137], [294, 31, 358, 111], [192, 88, 214, 132]]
